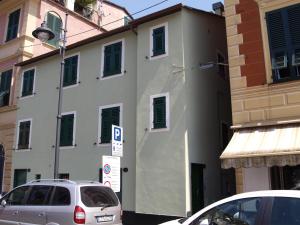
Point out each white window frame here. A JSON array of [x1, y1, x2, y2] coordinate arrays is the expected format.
[[60, 111, 77, 149], [20, 67, 36, 99], [100, 39, 125, 80], [149, 93, 170, 132], [16, 118, 33, 151], [97, 103, 123, 146], [4, 7, 22, 43], [63, 52, 80, 90], [150, 22, 169, 60]]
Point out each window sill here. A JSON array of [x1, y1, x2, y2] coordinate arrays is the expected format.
[[42, 42, 57, 50], [4, 36, 19, 44], [150, 127, 169, 133], [63, 83, 79, 90], [0, 105, 17, 113], [150, 52, 168, 60], [19, 93, 35, 100], [101, 72, 124, 80], [15, 148, 31, 152], [60, 145, 76, 150], [268, 77, 300, 86], [97, 143, 111, 147]]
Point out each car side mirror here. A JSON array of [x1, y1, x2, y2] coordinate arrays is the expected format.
[[1, 200, 6, 207]]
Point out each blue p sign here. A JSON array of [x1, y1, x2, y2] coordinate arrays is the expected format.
[[114, 127, 122, 141]]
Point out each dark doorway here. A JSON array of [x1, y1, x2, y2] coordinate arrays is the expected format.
[[0, 145, 4, 193], [13, 169, 27, 187], [271, 165, 300, 189], [221, 168, 236, 198], [191, 163, 205, 214], [220, 122, 236, 198]]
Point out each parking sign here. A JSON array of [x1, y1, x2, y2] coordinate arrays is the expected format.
[[102, 156, 120, 192], [112, 125, 123, 157]]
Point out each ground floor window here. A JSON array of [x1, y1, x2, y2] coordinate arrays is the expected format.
[[13, 169, 28, 188], [271, 165, 300, 190]]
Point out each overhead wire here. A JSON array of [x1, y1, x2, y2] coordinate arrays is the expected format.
[[20, 0, 170, 48]]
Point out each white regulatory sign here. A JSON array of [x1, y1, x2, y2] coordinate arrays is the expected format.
[[102, 156, 120, 192], [112, 125, 123, 157]]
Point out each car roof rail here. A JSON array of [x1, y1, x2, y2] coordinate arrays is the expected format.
[[28, 179, 77, 184], [76, 180, 101, 184]]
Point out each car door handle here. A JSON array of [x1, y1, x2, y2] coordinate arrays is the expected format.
[[12, 211, 19, 215], [38, 212, 46, 217]]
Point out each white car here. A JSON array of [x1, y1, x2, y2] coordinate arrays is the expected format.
[[160, 190, 300, 225]]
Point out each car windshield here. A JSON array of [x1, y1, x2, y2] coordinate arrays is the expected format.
[[80, 186, 119, 208]]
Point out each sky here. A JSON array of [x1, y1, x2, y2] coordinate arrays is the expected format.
[[109, 0, 224, 18]]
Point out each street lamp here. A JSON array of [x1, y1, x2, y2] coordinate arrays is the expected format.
[[32, 12, 68, 179], [199, 62, 229, 70]]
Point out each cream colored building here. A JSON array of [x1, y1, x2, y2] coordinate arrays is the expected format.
[[0, 0, 130, 192], [222, 0, 300, 192], [15, 4, 232, 222]]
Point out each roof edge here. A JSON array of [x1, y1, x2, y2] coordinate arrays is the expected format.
[[16, 3, 223, 67], [103, 0, 133, 20]]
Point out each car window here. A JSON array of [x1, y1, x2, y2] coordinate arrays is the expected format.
[[190, 197, 262, 225], [51, 186, 71, 205], [4, 186, 30, 205], [270, 197, 300, 225], [80, 186, 118, 207], [27, 185, 52, 205]]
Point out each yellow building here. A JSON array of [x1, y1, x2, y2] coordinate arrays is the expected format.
[[222, 0, 300, 192]]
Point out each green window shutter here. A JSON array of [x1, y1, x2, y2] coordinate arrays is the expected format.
[[152, 26, 165, 56], [266, 11, 286, 51], [153, 97, 166, 129], [101, 109, 111, 143], [63, 55, 78, 87], [266, 4, 300, 81], [287, 5, 300, 47], [111, 107, 120, 126], [22, 69, 34, 97], [103, 45, 112, 77], [113, 42, 122, 74], [266, 9, 290, 81], [18, 121, 30, 149], [103, 42, 122, 77], [6, 9, 20, 42], [60, 114, 74, 147], [0, 70, 12, 106], [13, 169, 27, 188], [47, 13, 61, 47], [101, 107, 120, 143], [0, 70, 12, 92]]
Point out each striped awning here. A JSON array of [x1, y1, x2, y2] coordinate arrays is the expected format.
[[220, 124, 300, 169]]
